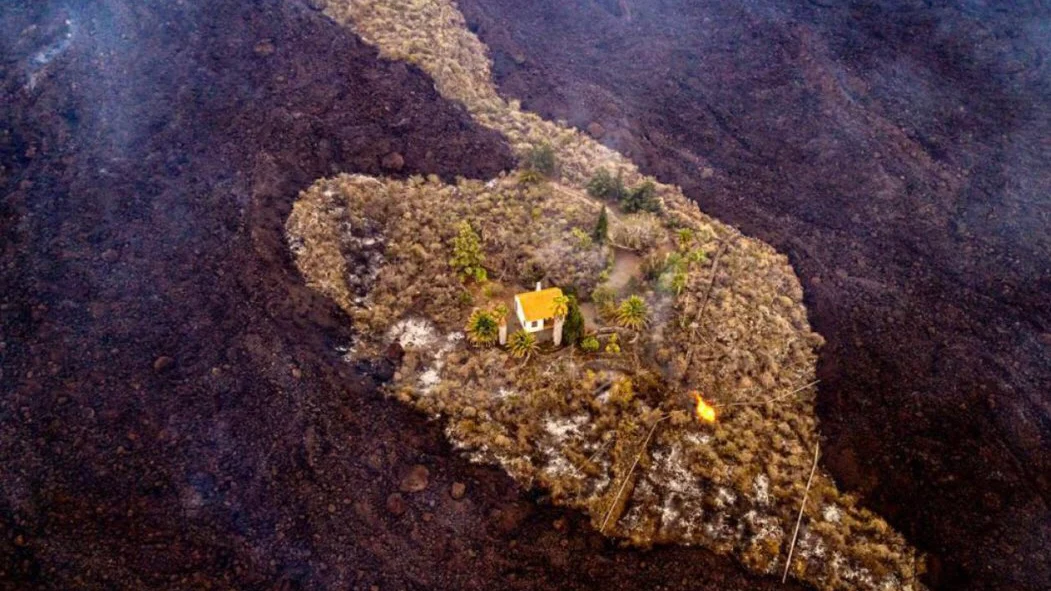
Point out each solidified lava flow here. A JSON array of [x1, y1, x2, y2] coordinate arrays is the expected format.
[[2, 1, 1048, 590]]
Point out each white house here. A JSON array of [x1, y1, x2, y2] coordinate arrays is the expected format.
[[513, 283, 565, 346]]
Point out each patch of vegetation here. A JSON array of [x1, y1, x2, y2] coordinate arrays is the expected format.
[[587, 168, 628, 202], [593, 206, 609, 244], [465, 308, 501, 346], [615, 295, 649, 330], [451, 221, 487, 282], [508, 329, 538, 359], [562, 296, 585, 345], [522, 143, 558, 178], [293, 2, 925, 588], [621, 180, 661, 214], [588, 169, 660, 214]]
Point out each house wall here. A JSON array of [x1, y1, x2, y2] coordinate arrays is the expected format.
[[514, 296, 546, 334]]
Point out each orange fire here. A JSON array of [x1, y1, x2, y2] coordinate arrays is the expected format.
[[693, 391, 717, 423]]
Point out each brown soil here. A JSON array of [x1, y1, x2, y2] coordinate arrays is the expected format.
[[1, 1, 809, 590], [455, 1, 1051, 589]]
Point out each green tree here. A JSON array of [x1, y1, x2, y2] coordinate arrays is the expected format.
[[465, 309, 500, 346], [616, 295, 649, 330], [451, 221, 486, 282], [587, 169, 627, 202], [621, 180, 660, 213], [508, 329, 539, 359], [592, 206, 609, 244], [562, 296, 584, 345]]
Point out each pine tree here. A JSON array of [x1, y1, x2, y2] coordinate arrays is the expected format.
[[593, 207, 609, 244], [562, 296, 585, 345]]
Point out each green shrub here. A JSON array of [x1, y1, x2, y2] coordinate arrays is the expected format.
[[621, 180, 660, 213], [591, 285, 616, 308], [522, 143, 557, 178], [518, 168, 544, 185], [587, 169, 627, 202], [571, 227, 593, 248], [686, 248, 708, 265], [592, 206, 609, 244], [676, 228, 695, 251], [451, 221, 486, 282], [605, 333, 621, 354], [616, 295, 649, 330], [580, 336, 600, 352], [465, 309, 500, 346], [562, 296, 584, 345], [508, 329, 538, 359]]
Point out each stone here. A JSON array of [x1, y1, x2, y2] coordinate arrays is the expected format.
[[399, 464, 430, 493], [306, 0, 328, 10], [385, 492, 406, 516], [450, 482, 466, 500], [253, 40, 275, 57], [380, 152, 405, 172], [100, 248, 119, 263], [586, 122, 605, 139], [153, 356, 174, 372]]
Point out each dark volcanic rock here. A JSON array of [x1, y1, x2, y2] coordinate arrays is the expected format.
[[399, 464, 430, 493], [380, 151, 405, 172], [458, 1, 1051, 589], [386, 493, 407, 517]]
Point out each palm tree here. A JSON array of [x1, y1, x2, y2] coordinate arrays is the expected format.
[[552, 295, 569, 320], [508, 329, 538, 359], [465, 309, 500, 346], [616, 295, 649, 331], [492, 303, 510, 326]]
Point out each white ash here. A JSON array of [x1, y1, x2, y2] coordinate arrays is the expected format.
[[387, 318, 437, 348], [753, 474, 770, 506], [822, 504, 842, 523]]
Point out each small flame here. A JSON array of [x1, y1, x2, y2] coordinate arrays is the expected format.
[[693, 391, 717, 423]]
